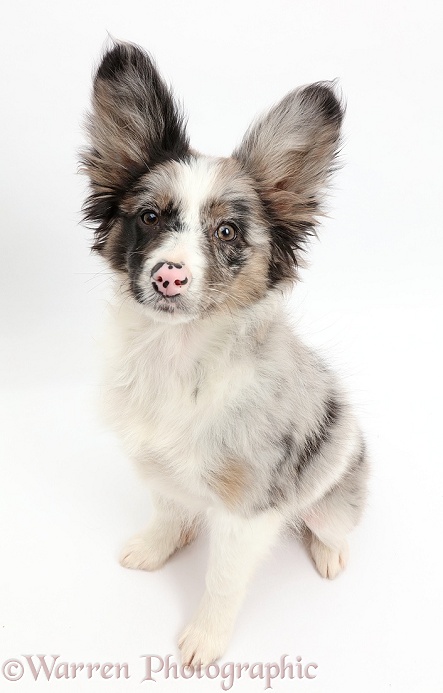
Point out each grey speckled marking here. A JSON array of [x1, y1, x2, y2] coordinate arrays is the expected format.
[[297, 397, 341, 474], [265, 396, 341, 509]]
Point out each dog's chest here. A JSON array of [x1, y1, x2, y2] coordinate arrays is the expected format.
[[103, 311, 255, 500]]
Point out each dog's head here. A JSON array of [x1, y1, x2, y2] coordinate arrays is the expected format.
[[81, 42, 343, 323]]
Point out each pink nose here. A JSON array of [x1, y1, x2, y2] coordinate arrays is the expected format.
[[151, 262, 192, 297]]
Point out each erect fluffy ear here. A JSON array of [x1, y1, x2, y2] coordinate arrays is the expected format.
[[81, 41, 189, 252], [233, 82, 344, 282]]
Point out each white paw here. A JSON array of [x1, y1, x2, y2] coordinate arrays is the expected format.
[[310, 536, 349, 580], [119, 533, 172, 571], [178, 622, 228, 667]]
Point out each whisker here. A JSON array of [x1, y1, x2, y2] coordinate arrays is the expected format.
[[87, 277, 113, 293]]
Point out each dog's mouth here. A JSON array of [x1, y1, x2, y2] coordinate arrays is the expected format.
[[153, 294, 184, 312], [145, 290, 202, 322]]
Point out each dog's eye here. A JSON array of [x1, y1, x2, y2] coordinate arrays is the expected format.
[[141, 210, 159, 225], [215, 223, 237, 242]]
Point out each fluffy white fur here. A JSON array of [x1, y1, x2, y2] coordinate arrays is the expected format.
[[82, 41, 369, 667], [101, 284, 363, 665]]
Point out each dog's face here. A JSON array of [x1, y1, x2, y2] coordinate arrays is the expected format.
[[82, 42, 343, 323], [112, 156, 271, 322]]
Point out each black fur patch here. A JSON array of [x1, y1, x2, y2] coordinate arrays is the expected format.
[[299, 83, 343, 126], [222, 246, 248, 272], [106, 201, 185, 273], [81, 42, 190, 255], [264, 396, 341, 509], [259, 195, 317, 287], [228, 199, 253, 225], [266, 432, 297, 508], [297, 396, 341, 473]]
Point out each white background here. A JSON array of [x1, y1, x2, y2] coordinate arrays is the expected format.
[[1, 1, 442, 691]]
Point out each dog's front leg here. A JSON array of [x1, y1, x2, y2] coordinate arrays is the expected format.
[[120, 493, 200, 571], [179, 508, 283, 666]]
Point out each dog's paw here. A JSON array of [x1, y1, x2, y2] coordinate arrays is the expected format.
[[119, 533, 171, 571], [178, 622, 227, 667], [310, 535, 349, 580]]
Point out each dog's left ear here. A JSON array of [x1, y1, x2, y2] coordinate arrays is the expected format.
[[81, 41, 189, 253], [233, 83, 344, 280]]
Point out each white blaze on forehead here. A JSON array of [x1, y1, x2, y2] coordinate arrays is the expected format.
[[174, 156, 221, 228]]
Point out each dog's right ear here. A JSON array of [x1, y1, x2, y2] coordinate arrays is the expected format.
[[81, 41, 189, 252]]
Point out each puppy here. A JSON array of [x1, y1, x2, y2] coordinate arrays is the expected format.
[[81, 41, 368, 667]]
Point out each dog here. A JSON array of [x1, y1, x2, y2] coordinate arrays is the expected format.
[[81, 40, 368, 667]]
